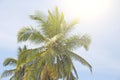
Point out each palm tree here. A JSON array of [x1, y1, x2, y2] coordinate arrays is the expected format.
[[17, 7, 92, 80], [1, 46, 27, 80]]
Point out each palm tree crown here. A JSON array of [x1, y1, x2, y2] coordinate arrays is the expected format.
[[1, 7, 92, 80]]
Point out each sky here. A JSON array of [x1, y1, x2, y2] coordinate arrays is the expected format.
[[0, 0, 120, 80]]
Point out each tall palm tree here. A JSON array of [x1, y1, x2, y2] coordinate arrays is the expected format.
[[17, 7, 92, 80], [1, 46, 27, 80]]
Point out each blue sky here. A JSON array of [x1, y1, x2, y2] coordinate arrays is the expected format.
[[0, 0, 120, 80]]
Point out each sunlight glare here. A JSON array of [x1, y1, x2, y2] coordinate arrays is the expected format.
[[60, 0, 111, 21]]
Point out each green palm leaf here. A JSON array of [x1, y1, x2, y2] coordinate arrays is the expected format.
[[30, 11, 47, 23], [3, 58, 17, 66], [18, 45, 27, 53], [17, 46, 47, 68], [64, 19, 79, 35], [17, 27, 48, 44], [1, 69, 15, 78], [73, 64, 79, 79], [65, 34, 91, 50], [41, 7, 65, 38], [69, 51, 92, 72], [9, 75, 15, 80]]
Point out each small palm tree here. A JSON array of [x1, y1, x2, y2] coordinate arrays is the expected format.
[[17, 7, 92, 80], [1, 46, 27, 80]]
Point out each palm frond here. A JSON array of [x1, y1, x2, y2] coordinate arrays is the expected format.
[[46, 64, 59, 80], [3, 58, 17, 66], [64, 35, 80, 49], [65, 34, 91, 50], [17, 49, 31, 67], [81, 34, 91, 50], [17, 27, 48, 44], [64, 57, 73, 73], [40, 64, 48, 80], [30, 11, 47, 24], [1, 69, 15, 78], [69, 73, 76, 80], [23, 64, 37, 80], [41, 7, 65, 38], [10, 75, 15, 80], [69, 51, 92, 72], [73, 65, 78, 79], [17, 49, 38, 68], [17, 46, 46, 67], [18, 45, 27, 53], [64, 19, 79, 34], [36, 62, 45, 80]]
